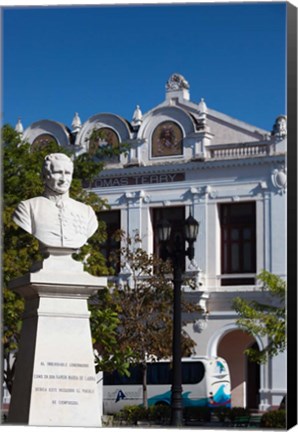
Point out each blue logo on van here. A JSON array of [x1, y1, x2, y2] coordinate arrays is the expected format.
[[216, 361, 225, 373], [115, 390, 126, 402]]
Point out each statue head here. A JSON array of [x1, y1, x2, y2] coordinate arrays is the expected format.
[[42, 153, 74, 195]]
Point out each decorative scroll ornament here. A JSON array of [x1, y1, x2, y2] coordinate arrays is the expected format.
[[271, 166, 287, 193], [166, 73, 190, 91], [205, 185, 217, 199], [193, 313, 209, 333], [139, 190, 151, 203]]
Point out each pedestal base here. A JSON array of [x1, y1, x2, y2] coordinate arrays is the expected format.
[[7, 251, 107, 427]]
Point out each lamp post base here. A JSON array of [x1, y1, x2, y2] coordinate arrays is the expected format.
[[170, 393, 184, 426]]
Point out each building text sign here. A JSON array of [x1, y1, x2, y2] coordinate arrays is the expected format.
[[91, 172, 185, 188]]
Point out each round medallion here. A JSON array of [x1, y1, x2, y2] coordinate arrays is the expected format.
[[275, 170, 287, 189], [271, 167, 287, 192]]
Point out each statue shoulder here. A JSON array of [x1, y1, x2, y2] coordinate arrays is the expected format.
[[13, 198, 39, 234], [16, 196, 49, 212], [15, 197, 37, 212]]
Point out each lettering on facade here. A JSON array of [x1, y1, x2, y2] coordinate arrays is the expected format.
[[32, 361, 96, 407], [84, 172, 185, 188]]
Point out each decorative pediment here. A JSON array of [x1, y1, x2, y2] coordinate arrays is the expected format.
[[137, 106, 196, 140]]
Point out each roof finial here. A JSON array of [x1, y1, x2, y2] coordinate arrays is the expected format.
[[198, 98, 207, 114], [132, 105, 143, 127], [71, 112, 82, 133], [197, 98, 208, 130], [15, 117, 24, 135]]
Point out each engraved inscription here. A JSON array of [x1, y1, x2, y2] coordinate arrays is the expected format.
[[32, 361, 96, 406]]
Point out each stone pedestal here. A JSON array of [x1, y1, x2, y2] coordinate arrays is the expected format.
[[7, 249, 107, 427]]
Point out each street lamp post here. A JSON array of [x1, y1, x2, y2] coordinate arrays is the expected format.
[[157, 212, 199, 427]]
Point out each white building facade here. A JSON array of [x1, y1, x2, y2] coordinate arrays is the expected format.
[[18, 73, 287, 411]]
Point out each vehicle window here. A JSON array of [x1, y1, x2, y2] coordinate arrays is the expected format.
[[147, 362, 172, 385], [147, 362, 205, 385], [104, 361, 205, 385], [103, 365, 142, 385], [182, 362, 205, 384]]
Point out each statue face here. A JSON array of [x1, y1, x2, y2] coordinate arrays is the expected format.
[[45, 159, 73, 194]]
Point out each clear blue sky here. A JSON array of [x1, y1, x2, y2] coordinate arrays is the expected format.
[[3, 2, 286, 132]]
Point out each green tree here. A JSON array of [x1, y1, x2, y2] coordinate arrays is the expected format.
[[233, 270, 286, 363], [101, 232, 201, 408], [1, 124, 130, 393]]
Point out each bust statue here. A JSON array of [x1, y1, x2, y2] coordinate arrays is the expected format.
[[272, 115, 287, 139], [13, 153, 98, 249]]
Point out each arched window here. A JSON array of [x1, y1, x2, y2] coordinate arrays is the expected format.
[[31, 134, 58, 151], [89, 127, 120, 162], [152, 121, 183, 157]]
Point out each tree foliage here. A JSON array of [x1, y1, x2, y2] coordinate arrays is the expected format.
[[233, 270, 286, 363]]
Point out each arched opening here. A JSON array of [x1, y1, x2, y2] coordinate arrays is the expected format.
[[88, 127, 120, 162], [217, 329, 260, 409], [31, 133, 58, 151], [246, 342, 260, 410]]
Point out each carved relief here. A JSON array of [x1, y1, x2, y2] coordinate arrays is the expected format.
[[166, 73, 190, 91]]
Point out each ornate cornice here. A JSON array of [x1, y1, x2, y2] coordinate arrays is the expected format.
[[97, 154, 285, 179]]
